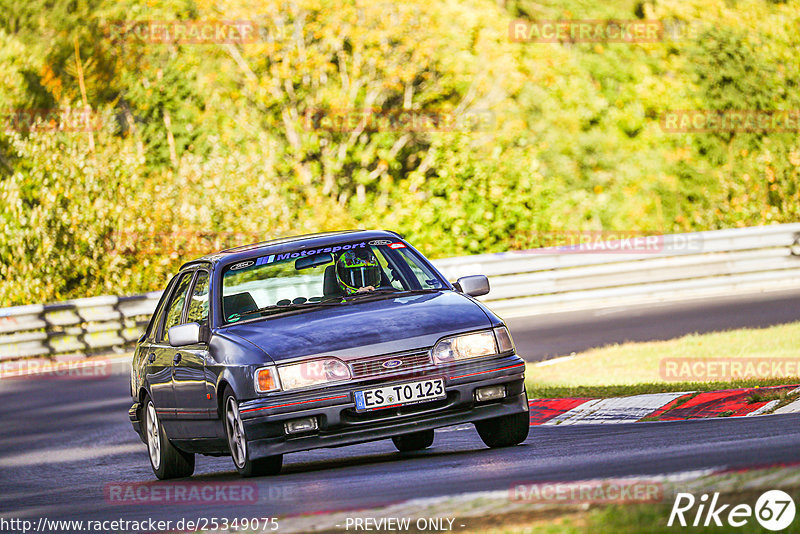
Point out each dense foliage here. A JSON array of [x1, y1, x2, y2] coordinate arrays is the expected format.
[[1, 0, 799, 305]]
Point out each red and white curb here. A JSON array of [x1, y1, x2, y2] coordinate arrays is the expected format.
[[541, 392, 691, 425], [528, 385, 800, 425]]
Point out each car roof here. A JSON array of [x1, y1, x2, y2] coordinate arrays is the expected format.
[[179, 229, 404, 270]]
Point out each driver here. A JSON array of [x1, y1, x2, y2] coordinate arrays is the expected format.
[[335, 248, 382, 294]]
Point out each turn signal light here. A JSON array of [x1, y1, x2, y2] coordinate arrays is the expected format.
[[255, 367, 280, 393]]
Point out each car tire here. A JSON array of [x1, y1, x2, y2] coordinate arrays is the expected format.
[[474, 412, 530, 448], [223, 390, 283, 477], [143, 395, 195, 480], [392, 429, 434, 452]]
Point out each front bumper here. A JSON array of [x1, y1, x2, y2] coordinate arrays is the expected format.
[[239, 354, 528, 460], [129, 403, 145, 444]]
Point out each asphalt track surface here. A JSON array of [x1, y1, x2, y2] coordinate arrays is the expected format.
[[1, 289, 800, 528]]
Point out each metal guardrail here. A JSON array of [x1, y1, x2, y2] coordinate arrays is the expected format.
[[0, 293, 162, 361], [435, 224, 800, 315], [2, 224, 799, 361]]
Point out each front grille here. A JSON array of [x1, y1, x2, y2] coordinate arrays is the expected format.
[[349, 351, 432, 379]]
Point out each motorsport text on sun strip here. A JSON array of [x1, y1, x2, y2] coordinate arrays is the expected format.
[[257, 242, 370, 266]]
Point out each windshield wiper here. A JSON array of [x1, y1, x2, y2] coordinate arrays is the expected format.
[[339, 287, 441, 303], [232, 300, 338, 321], [261, 302, 341, 316]]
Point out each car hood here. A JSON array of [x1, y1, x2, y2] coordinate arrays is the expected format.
[[219, 291, 492, 362]]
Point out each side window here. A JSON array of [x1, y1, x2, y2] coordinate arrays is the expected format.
[[396, 249, 444, 289], [160, 272, 193, 343], [186, 271, 210, 325], [144, 276, 178, 341]]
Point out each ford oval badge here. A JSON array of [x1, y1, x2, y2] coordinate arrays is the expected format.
[[382, 359, 403, 369], [230, 260, 255, 271]]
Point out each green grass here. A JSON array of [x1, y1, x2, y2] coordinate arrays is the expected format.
[[463, 488, 800, 534], [524, 322, 800, 398]]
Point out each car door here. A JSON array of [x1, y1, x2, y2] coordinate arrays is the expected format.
[[148, 271, 194, 421], [171, 269, 216, 431], [134, 275, 176, 402]]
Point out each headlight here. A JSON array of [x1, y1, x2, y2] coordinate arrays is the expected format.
[[255, 366, 280, 393], [278, 358, 351, 391], [432, 331, 497, 364]]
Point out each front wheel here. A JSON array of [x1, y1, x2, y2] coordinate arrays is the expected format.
[[392, 429, 434, 452], [474, 412, 530, 448], [144, 395, 195, 479], [224, 391, 282, 477]]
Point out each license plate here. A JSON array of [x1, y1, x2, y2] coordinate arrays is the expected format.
[[354, 378, 446, 412]]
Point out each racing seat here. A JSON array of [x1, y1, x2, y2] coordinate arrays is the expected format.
[[323, 265, 344, 299], [223, 292, 258, 319]]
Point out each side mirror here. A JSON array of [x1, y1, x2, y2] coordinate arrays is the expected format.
[[168, 323, 204, 347], [455, 275, 490, 297]]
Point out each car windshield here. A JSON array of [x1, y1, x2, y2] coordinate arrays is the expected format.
[[220, 238, 446, 324]]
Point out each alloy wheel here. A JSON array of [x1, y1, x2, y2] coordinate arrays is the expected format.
[[146, 401, 161, 470], [225, 396, 247, 468]]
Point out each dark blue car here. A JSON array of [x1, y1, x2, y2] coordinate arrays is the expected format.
[[129, 230, 529, 479]]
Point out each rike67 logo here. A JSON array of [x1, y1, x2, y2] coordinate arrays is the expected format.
[[669, 490, 796, 531]]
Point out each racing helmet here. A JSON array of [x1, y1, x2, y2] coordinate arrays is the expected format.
[[335, 248, 381, 294]]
